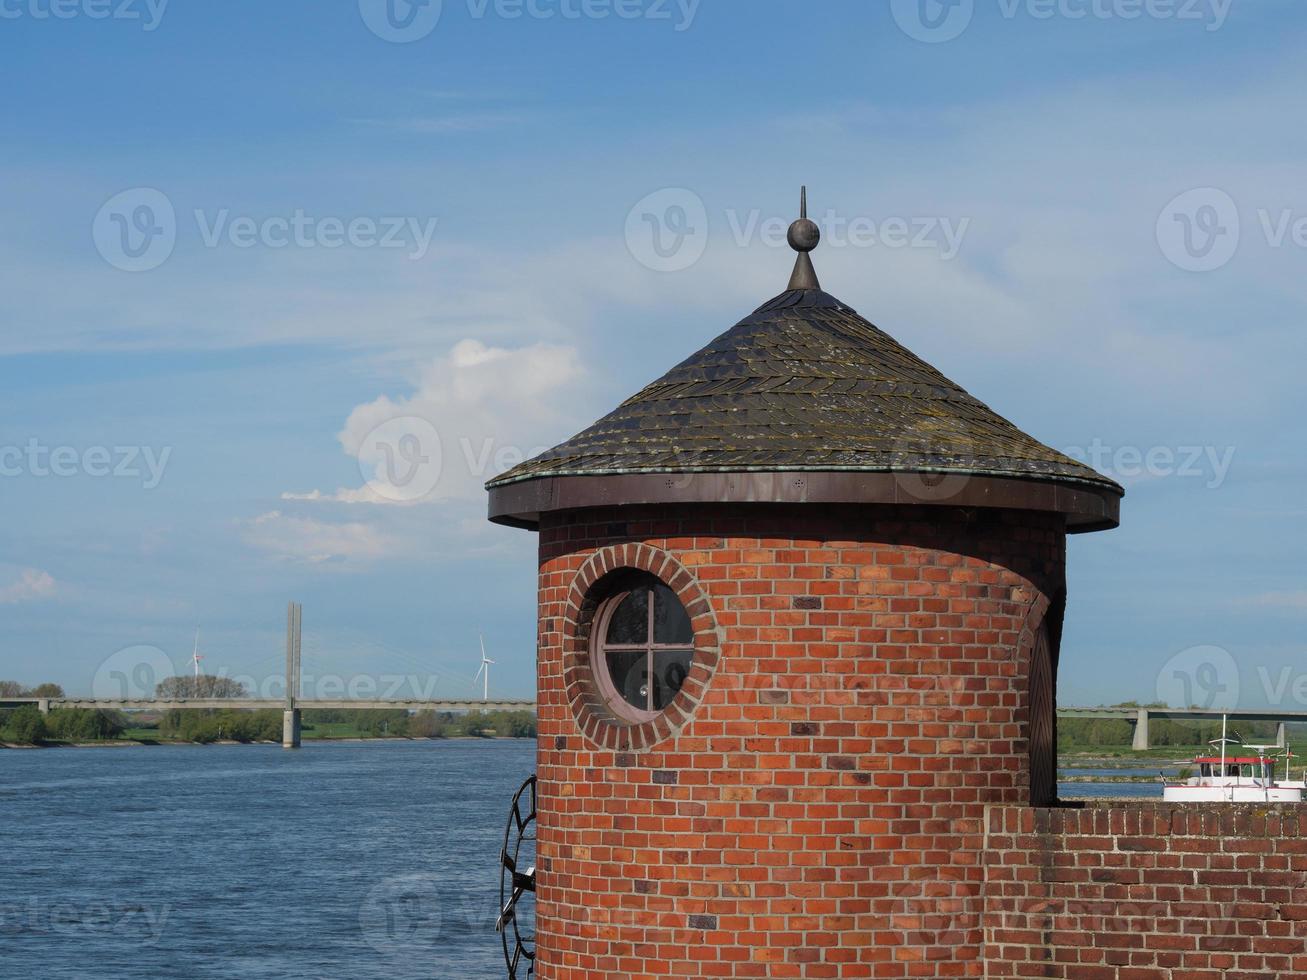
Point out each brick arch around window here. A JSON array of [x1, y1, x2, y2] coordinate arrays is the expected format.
[[562, 544, 722, 752]]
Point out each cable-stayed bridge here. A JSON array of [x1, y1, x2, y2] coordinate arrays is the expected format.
[[2, 603, 532, 747]]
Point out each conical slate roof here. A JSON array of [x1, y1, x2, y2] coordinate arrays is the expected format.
[[487, 191, 1121, 532], [489, 287, 1117, 493]]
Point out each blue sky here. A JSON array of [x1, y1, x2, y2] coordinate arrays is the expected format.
[[1, 0, 1304, 710]]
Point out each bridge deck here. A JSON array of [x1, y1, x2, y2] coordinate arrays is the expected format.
[[1058, 707, 1307, 722]]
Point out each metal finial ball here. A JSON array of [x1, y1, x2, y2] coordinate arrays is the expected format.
[[788, 217, 820, 253]]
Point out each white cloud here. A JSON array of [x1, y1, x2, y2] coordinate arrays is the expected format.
[[240, 511, 396, 565], [280, 486, 394, 505], [0, 568, 57, 604], [288, 338, 585, 506]]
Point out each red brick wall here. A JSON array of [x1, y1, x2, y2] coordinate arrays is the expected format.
[[532, 503, 1065, 978], [983, 802, 1307, 979]]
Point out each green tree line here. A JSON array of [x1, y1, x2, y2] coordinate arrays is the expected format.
[[2, 680, 129, 745], [3, 706, 538, 745], [302, 708, 536, 739], [157, 708, 283, 743], [0, 706, 129, 745]]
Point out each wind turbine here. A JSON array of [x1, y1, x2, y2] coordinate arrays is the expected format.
[[475, 634, 495, 702], [191, 628, 205, 696]]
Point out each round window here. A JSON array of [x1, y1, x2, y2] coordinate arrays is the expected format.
[[591, 572, 696, 723]]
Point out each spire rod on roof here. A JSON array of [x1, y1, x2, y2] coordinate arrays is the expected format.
[[786, 185, 821, 291]]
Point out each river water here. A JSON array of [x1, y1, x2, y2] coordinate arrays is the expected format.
[[0, 740, 537, 980], [0, 742, 1166, 979], [1059, 773, 1165, 799]]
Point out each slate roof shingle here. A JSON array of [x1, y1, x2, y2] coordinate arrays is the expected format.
[[487, 287, 1122, 497]]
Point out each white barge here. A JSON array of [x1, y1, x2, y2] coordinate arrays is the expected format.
[[1162, 718, 1302, 802]]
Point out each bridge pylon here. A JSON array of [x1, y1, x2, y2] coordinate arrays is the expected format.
[[283, 601, 302, 749], [1131, 708, 1150, 751]]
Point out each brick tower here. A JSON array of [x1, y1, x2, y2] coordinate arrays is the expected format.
[[487, 191, 1122, 978]]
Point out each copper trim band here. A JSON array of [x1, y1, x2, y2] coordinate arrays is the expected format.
[[488, 470, 1121, 533]]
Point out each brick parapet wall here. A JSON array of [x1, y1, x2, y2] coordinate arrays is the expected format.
[[983, 801, 1307, 979], [533, 503, 1065, 979]]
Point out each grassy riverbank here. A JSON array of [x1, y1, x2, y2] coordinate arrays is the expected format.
[[0, 706, 537, 747]]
